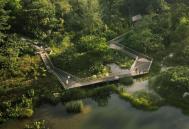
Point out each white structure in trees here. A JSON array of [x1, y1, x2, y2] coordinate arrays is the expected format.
[[132, 14, 142, 22]]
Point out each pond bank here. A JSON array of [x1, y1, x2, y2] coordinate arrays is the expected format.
[[1, 94, 189, 129]]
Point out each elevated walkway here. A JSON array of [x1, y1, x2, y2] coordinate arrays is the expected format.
[[36, 33, 153, 89]]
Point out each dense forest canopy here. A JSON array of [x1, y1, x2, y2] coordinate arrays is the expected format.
[[0, 0, 188, 78]]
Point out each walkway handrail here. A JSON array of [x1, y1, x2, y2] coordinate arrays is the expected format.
[[147, 59, 153, 72], [44, 53, 55, 69], [109, 33, 127, 43], [113, 42, 153, 61], [52, 70, 67, 87], [54, 67, 81, 81], [130, 56, 138, 71], [109, 33, 153, 77], [77, 73, 131, 85]]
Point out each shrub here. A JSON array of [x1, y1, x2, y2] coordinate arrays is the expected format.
[[20, 108, 34, 118], [119, 90, 162, 110], [119, 77, 134, 85], [90, 87, 112, 106], [62, 89, 86, 102], [151, 67, 189, 111], [65, 100, 84, 113], [24, 120, 49, 129], [0, 112, 6, 123]]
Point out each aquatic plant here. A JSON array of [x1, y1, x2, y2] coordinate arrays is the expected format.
[[65, 100, 84, 113], [119, 90, 162, 110], [24, 120, 49, 129], [20, 108, 34, 118]]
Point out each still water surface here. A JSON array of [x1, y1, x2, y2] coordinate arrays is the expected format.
[[1, 94, 189, 129]]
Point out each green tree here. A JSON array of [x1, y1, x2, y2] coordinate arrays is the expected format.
[[12, 0, 64, 43], [121, 0, 169, 16], [99, 0, 129, 33], [0, 35, 21, 78], [65, 0, 104, 34], [0, 0, 10, 42], [124, 15, 165, 57], [152, 67, 189, 109], [77, 35, 108, 54]]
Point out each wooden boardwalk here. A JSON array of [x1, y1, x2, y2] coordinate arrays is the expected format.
[[39, 51, 131, 89], [37, 34, 153, 89]]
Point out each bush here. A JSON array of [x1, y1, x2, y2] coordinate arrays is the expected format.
[[0, 112, 6, 123], [119, 90, 162, 110], [20, 108, 34, 118], [119, 77, 134, 85], [90, 86, 112, 106], [24, 120, 49, 129], [151, 67, 189, 111], [62, 89, 86, 102], [38, 93, 60, 105], [65, 100, 84, 113], [61, 85, 117, 104]]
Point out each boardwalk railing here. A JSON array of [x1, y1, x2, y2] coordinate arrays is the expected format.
[[109, 32, 153, 77], [39, 52, 66, 87], [109, 33, 128, 43], [112, 42, 153, 61]]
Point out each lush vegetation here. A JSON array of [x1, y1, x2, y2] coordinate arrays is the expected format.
[[0, 0, 189, 125], [61, 84, 117, 103], [0, 95, 34, 123], [151, 67, 189, 112], [51, 35, 134, 77], [121, 1, 189, 62], [119, 88, 162, 110], [24, 120, 49, 129], [65, 100, 84, 113]]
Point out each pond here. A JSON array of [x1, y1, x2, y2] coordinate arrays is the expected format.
[[1, 94, 189, 129]]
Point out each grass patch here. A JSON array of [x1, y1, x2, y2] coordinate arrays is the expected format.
[[65, 100, 84, 113], [24, 120, 49, 129], [20, 108, 34, 118], [119, 89, 162, 110]]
